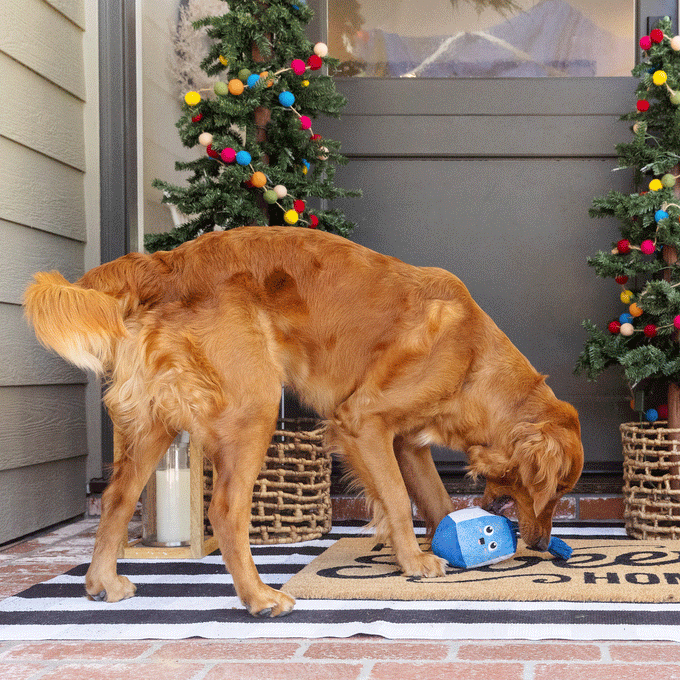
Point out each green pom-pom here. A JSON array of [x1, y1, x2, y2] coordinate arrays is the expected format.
[[213, 81, 229, 95], [263, 190, 278, 204], [238, 68, 251, 82], [662, 173, 677, 188]]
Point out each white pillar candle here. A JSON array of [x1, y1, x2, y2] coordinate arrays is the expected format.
[[155, 467, 191, 544]]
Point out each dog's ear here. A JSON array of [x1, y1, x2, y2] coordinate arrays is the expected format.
[[510, 422, 567, 517]]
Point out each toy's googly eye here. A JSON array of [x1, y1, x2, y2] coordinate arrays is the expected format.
[[489, 541, 498, 551], [484, 525, 494, 535]]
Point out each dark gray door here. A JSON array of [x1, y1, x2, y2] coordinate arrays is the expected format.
[[308, 2, 671, 471]]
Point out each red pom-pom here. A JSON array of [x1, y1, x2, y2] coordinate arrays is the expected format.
[[659, 404, 669, 419], [206, 144, 220, 158], [192, 113, 203, 123], [310, 134, 323, 142], [644, 324, 658, 337], [640, 35, 652, 50], [615, 274, 629, 285], [637, 99, 650, 112], [307, 54, 323, 70], [609, 321, 622, 334], [651, 28, 664, 43], [293, 199, 306, 213], [617, 239, 631, 254], [309, 214, 319, 228]]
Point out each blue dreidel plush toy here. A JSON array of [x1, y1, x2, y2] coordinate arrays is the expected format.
[[431, 507, 572, 569]]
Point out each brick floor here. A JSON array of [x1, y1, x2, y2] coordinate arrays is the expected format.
[[2, 516, 680, 679]]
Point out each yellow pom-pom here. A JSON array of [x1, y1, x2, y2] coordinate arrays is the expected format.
[[284, 209, 299, 225], [629, 302, 644, 317], [251, 171, 267, 188], [653, 70, 668, 86], [650, 178, 664, 191], [218, 55, 229, 66], [301, 80, 310, 87], [620, 290, 634, 304], [228, 78, 245, 95], [184, 91, 201, 106]]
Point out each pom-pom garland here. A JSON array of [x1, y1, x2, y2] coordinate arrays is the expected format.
[[181, 46, 336, 230]]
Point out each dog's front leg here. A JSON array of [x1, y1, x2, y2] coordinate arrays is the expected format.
[[330, 413, 446, 578]]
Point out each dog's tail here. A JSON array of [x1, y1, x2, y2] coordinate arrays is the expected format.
[[23, 271, 129, 375]]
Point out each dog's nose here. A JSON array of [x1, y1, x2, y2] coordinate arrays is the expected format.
[[528, 536, 550, 552]]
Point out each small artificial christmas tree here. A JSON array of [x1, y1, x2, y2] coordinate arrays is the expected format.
[[575, 17, 680, 426], [145, 0, 360, 253]]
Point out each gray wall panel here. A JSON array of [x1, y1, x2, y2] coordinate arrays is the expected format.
[[332, 157, 631, 462]]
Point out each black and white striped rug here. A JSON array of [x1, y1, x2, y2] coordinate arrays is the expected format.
[[3, 522, 680, 641]]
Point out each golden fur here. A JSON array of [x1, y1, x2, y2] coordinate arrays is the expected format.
[[24, 226, 583, 617]]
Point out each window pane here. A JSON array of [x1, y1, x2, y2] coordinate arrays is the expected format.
[[328, 0, 634, 77]]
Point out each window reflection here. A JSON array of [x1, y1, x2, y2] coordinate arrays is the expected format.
[[329, 0, 634, 77]]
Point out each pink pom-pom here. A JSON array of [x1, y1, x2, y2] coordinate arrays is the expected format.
[[291, 59, 307, 75], [641, 239, 656, 254], [640, 35, 652, 50], [221, 147, 236, 163], [300, 115, 312, 130], [674, 315, 680, 329]]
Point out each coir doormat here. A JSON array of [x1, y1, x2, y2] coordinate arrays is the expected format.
[[281, 536, 680, 603]]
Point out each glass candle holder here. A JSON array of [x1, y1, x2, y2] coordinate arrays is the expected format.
[[142, 431, 191, 547]]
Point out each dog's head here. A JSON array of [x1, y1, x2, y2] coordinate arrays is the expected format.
[[472, 401, 584, 551]]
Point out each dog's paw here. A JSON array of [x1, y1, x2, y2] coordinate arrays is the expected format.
[[399, 551, 447, 578], [244, 587, 296, 618], [86, 575, 136, 603]]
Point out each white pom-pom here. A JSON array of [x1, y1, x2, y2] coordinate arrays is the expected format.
[[198, 132, 213, 146], [313, 42, 329, 57], [672, 35, 680, 50], [273, 184, 288, 199], [620, 323, 635, 337]]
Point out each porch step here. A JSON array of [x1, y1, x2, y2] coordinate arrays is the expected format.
[[331, 493, 625, 523]]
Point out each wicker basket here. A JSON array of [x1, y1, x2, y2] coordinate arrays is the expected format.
[[621, 420, 680, 539], [203, 418, 332, 544]]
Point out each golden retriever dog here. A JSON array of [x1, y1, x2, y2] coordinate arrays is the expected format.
[[24, 226, 583, 617]]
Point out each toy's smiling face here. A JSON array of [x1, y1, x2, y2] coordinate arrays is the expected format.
[[431, 507, 518, 569], [456, 514, 516, 567]]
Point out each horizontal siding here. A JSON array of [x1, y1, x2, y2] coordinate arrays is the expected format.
[[0, 303, 85, 387], [0, 219, 84, 305], [1, 53, 85, 171], [0, 0, 85, 99], [0, 137, 85, 240], [0, 457, 86, 544], [47, 0, 85, 29], [0, 385, 87, 472], [318, 114, 629, 158]]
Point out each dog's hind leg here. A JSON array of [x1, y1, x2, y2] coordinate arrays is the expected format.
[[393, 437, 454, 538], [204, 402, 296, 617], [85, 423, 175, 603], [329, 412, 446, 578]]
